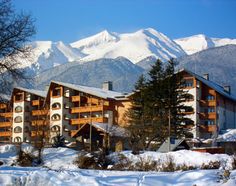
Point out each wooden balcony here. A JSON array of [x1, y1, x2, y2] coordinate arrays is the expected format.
[[32, 100, 40, 106], [32, 109, 48, 116], [0, 104, 7, 109], [199, 125, 217, 132], [0, 122, 11, 128], [0, 112, 12, 118], [70, 117, 108, 125], [0, 131, 11, 137], [31, 120, 48, 126], [71, 96, 80, 102], [71, 105, 108, 113], [199, 100, 216, 107], [199, 112, 216, 120], [31, 131, 48, 137]]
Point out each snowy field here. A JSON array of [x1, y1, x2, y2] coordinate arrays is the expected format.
[[0, 144, 236, 186]]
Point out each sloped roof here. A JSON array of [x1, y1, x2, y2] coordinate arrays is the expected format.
[[179, 69, 236, 102], [217, 129, 236, 142], [14, 87, 47, 98], [51, 80, 126, 100], [158, 138, 190, 153]]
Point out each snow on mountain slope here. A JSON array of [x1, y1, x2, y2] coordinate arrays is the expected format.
[[175, 34, 236, 55], [71, 28, 186, 63], [20, 41, 85, 73]]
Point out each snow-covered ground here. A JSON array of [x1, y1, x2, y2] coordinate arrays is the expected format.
[[0, 144, 236, 186]]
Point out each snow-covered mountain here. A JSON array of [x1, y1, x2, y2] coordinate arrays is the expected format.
[[175, 34, 236, 55], [71, 28, 186, 63]]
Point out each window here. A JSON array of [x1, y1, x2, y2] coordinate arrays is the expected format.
[[182, 80, 193, 88], [14, 137, 22, 143], [15, 106, 23, 113], [206, 95, 214, 100], [51, 114, 61, 121], [64, 89, 70, 97], [204, 120, 215, 125], [15, 94, 23, 101], [25, 93, 31, 101], [51, 125, 60, 132], [14, 126, 22, 133], [207, 107, 215, 113], [52, 88, 61, 97], [14, 116, 22, 123], [52, 103, 61, 110]]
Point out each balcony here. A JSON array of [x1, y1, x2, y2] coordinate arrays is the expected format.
[[199, 125, 217, 132], [199, 112, 216, 120], [199, 100, 216, 107], [0, 112, 12, 118], [31, 120, 48, 126], [0, 131, 11, 137], [71, 96, 80, 102], [32, 110, 49, 116], [0, 104, 6, 109], [32, 100, 40, 106], [31, 131, 47, 137], [0, 122, 11, 128], [70, 117, 108, 125], [71, 105, 108, 113]]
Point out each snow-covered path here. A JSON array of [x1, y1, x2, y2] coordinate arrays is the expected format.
[[0, 166, 236, 186]]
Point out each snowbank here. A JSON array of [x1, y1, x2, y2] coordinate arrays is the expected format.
[[218, 129, 236, 142]]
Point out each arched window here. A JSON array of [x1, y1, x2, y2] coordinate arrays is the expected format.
[[51, 125, 60, 132], [14, 126, 22, 133], [52, 103, 61, 110], [51, 114, 61, 121], [14, 137, 22, 143], [15, 106, 23, 113], [14, 116, 22, 123]]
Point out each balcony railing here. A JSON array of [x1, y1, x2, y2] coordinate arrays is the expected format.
[[71, 96, 80, 102], [70, 117, 108, 125], [199, 125, 217, 132], [31, 120, 48, 126], [71, 105, 109, 113], [32, 100, 40, 106], [0, 122, 11, 128], [199, 100, 216, 107], [0, 112, 12, 118], [31, 131, 48, 137], [199, 112, 216, 119], [0, 131, 11, 137], [32, 110, 48, 116], [0, 104, 7, 109]]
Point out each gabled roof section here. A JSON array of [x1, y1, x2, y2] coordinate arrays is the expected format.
[[178, 68, 236, 102], [157, 138, 190, 152], [50, 80, 126, 100], [14, 87, 47, 98]]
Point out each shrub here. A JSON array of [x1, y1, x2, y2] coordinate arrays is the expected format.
[[134, 157, 158, 171], [162, 156, 176, 172], [109, 153, 133, 171], [201, 161, 221, 170], [16, 149, 36, 167]]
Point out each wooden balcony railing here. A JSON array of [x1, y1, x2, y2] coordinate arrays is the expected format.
[[0, 112, 13, 118], [71, 96, 80, 102], [31, 120, 48, 126], [32, 110, 49, 116], [32, 100, 40, 106], [0, 131, 11, 137], [31, 131, 48, 137], [0, 122, 11, 128], [0, 104, 7, 109], [70, 117, 108, 125], [199, 112, 216, 119], [199, 125, 217, 132], [199, 100, 216, 107], [71, 105, 108, 114]]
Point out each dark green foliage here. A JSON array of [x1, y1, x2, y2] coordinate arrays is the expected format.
[[52, 134, 65, 148], [125, 58, 194, 152]]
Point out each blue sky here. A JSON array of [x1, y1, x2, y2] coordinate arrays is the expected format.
[[13, 0, 236, 43]]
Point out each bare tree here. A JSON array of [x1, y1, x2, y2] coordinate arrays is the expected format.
[[0, 0, 35, 94]]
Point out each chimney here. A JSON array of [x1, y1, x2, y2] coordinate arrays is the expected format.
[[102, 81, 113, 91], [223, 86, 231, 94], [203, 73, 209, 80]]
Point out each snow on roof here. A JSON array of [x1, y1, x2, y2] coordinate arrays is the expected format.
[[217, 129, 236, 142], [51, 81, 126, 100], [179, 69, 236, 102], [0, 93, 10, 101], [92, 122, 129, 137], [14, 87, 47, 98]]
